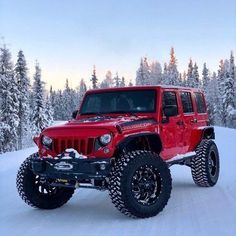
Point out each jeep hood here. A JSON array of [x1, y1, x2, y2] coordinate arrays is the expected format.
[[42, 116, 157, 136]]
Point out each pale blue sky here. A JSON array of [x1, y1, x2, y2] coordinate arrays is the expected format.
[[0, 0, 235, 89]]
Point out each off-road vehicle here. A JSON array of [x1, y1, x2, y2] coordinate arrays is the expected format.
[[16, 86, 220, 218]]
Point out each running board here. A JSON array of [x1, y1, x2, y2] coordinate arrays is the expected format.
[[166, 152, 196, 166]]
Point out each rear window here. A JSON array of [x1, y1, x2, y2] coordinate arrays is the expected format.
[[180, 92, 193, 113], [194, 93, 206, 113]]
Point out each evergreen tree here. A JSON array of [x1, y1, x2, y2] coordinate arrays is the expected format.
[[0, 46, 19, 152], [187, 59, 194, 87], [193, 62, 200, 88], [202, 63, 210, 92], [150, 61, 162, 85], [182, 71, 187, 87], [229, 51, 236, 110], [162, 63, 169, 85], [223, 59, 236, 127], [128, 80, 133, 86], [114, 72, 121, 87], [120, 77, 125, 87], [91, 65, 98, 89], [14, 50, 30, 149], [100, 70, 113, 88], [79, 78, 87, 104], [217, 59, 226, 125], [136, 57, 150, 85], [44, 95, 54, 127], [31, 62, 47, 136], [49, 86, 56, 119], [54, 90, 64, 120], [208, 72, 221, 124], [62, 79, 78, 120], [168, 47, 179, 85]]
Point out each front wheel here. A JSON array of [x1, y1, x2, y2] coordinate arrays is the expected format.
[[109, 150, 172, 218], [16, 153, 75, 209], [191, 140, 220, 187]]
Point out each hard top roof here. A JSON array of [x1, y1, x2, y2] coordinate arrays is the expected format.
[[86, 85, 203, 94]]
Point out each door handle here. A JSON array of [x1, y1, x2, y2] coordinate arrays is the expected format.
[[176, 120, 184, 126], [190, 118, 197, 123]]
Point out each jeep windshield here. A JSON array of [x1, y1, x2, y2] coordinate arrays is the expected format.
[[80, 90, 156, 115]]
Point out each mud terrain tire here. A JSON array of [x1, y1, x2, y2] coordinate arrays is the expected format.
[[191, 140, 220, 187], [16, 153, 74, 209], [109, 150, 172, 218]]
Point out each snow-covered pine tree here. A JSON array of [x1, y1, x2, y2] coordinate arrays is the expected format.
[[162, 63, 169, 85], [79, 78, 87, 105], [114, 72, 121, 87], [136, 57, 150, 85], [14, 50, 31, 149], [53, 90, 64, 120], [229, 51, 236, 122], [0, 45, 20, 152], [208, 72, 221, 125], [223, 59, 236, 128], [217, 59, 226, 126], [91, 65, 98, 89], [62, 79, 78, 120], [150, 61, 162, 85], [193, 62, 200, 88], [187, 59, 194, 87], [49, 86, 56, 119], [128, 80, 133, 86], [120, 77, 125, 87], [167, 47, 179, 85], [202, 63, 210, 92], [100, 70, 113, 88], [31, 62, 47, 136], [44, 95, 54, 127], [182, 71, 187, 87]]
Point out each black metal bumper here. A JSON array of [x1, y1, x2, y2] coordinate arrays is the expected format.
[[31, 157, 111, 181]]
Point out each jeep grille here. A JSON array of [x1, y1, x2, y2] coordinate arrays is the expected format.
[[52, 138, 95, 155]]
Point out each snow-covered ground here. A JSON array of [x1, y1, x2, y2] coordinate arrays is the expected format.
[[1, 127, 236, 236]]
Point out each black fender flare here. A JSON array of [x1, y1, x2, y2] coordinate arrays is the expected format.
[[202, 126, 215, 139], [116, 133, 163, 155]]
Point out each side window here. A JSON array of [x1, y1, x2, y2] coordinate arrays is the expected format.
[[162, 91, 178, 116], [194, 93, 206, 113], [180, 92, 193, 114]]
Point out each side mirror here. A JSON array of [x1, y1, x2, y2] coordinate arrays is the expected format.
[[163, 105, 178, 117], [72, 110, 78, 119]]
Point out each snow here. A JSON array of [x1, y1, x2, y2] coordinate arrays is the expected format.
[[166, 151, 196, 162], [1, 126, 236, 236]]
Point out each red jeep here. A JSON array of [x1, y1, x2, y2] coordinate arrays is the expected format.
[[16, 86, 220, 218]]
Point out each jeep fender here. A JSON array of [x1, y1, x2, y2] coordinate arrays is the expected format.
[[189, 126, 215, 152], [201, 126, 215, 140], [116, 133, 163, 155]]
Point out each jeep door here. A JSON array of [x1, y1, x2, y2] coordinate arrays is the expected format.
[[179, 91, 196, 152], [160, 90, 184, 160]]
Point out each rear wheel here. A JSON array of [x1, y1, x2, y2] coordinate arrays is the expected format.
[[109, 150, 172, 218], [16, 153, 75, 209], [191, 140, 220, 187]]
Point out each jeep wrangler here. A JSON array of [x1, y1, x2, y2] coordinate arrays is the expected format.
[[16, 86, 220, 218]]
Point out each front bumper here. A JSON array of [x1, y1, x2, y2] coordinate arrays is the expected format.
[[31, 156, 111, 181]]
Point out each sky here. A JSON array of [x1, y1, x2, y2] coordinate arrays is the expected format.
[[0, 0, 235, 89]]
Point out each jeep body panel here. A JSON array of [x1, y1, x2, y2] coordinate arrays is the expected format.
[[36, 86, 210, 161]]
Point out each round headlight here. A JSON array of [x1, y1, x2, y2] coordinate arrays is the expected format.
[[99, 134, 112, 145], [42, 135, 52, 146]]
